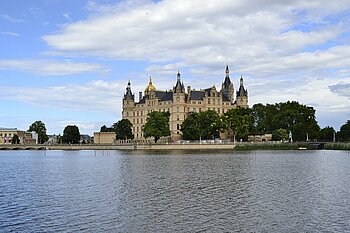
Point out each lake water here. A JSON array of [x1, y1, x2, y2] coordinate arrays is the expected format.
[[0, 150, 349, 232]]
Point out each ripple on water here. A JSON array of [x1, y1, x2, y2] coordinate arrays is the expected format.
[[0, 150, 349, 232]]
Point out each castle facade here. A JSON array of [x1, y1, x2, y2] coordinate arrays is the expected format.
[[122, 66, 248, 141]]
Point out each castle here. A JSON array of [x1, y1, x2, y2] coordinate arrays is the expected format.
[[122, 65, 248, 141]]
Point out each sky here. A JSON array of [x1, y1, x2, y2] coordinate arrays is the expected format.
[[1, 0, 350, 135]]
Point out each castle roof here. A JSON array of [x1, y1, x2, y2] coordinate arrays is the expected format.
[[145, 76, 156, 93]]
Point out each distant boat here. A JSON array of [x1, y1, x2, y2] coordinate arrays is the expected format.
[[298, 147, 307, 150]]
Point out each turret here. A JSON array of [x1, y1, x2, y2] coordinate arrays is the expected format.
[[123, 81, 134, 101], [122, 81, 135, 119], [221, 65, 234, 102], [145, 76, 156, 96], [173, 70, 185, 93], [236, 76, 248, 108]]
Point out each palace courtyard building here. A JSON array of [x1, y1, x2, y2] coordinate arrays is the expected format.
[[122, 66, 248, 141]]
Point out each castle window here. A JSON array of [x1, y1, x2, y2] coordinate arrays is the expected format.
[[168, 108, 170, 112], [177, 124, 180, 130], [193, 107, 196, 112], [137, 119, 139, 124], [137, 127, 139, 132], [133, 119, 135, 124], [213, 93, 216, 97], [141, 118, 143, 124], [141, 111, 143, 116], [199, 108, 201, 112], [208, 99, 210, 104], [184, 107, 186, 112], [126, 112, 129, 117], [213, 99, 215, 104], [177, 115, 179, 121], [218, 108, 220, 113]]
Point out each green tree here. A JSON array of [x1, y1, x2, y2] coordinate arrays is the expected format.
[[12, 134, 20, 144], [62, 125, 80, 144], [337, 120, 350, 142], [181, 112, 202, 140], [113, 119, 134, 140], [272, 128, 288, 141], [143, 111, 170, 143], [224, 108, 253, 141], [318, 126, 335, 142], [181, 110, 224, 140], [28, 120, 48, 144]]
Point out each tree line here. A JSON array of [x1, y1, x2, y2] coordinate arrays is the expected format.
[[107, 101, 349, 143], [11, 121, 81, 144], [19, 101, 349, 144]]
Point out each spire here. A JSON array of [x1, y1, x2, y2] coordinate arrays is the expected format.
[[124, 81, 134, 100], [174, 70, 184, 93], [145, 76, 156, 94], [226, 64, 229, 78], [223, 64, 232, 89], [237, 75, 247, 97]]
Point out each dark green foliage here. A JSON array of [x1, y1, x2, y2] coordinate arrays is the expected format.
[[143, 111, 171, 143], [251, 101, 320, 141], [100, 125, 114, 132], [272, 128, 288, 141], [181, 110, 224, 140], [224, 108, 253, 141], [12, 134, 20, 144], [337, 120, 350, 142], [318, 126, 335, 142], [113, 119, 134, 140], [62, 125, 80, 144], [28, 120, 48, 144]]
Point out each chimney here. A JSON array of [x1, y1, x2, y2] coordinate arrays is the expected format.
[[187, 86, 191, 94], [139, 92, 142, 102]]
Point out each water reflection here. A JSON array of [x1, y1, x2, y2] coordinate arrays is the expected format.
[[0, 150, 349, 232]]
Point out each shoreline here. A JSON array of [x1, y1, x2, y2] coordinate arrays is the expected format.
[[0, 142, 349, 151]]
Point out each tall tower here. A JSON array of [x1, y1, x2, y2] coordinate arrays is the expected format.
[[172, 70, 185, 139], [236, 76, 248, 108], [122, 81, 135, 119], [221, 65, 234, 102]]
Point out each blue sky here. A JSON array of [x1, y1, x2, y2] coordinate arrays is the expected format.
[[1, 0, 350, 135]]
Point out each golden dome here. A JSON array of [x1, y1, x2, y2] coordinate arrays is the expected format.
[[145, 76, 156, 93]]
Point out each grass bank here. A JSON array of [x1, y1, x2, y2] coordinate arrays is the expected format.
[[234, 142, 310, 150], [324, 143, 350, 150]]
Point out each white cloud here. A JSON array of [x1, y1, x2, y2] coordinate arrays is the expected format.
[[0, 80, 124, 113], [39, 0, 350, 129], [1, 31, 20, 37], [63, 12, 72, 21], [0, 59, 109, 76], [1, 14, 25, 23]]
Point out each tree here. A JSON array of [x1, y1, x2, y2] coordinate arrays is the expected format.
[[113, 119, 134, 140], [28, 120, 48, 144], [12, 134, 20, 144], [181, 112, 202, 140], [338, 120, 350, 142], [181, 110, 224, 140], [143, 111, 170, 143], [62, 125, 80, 144], [224, 108, 253, 141], [272, 128, 288, 141], [318, 126, 335, 142]]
